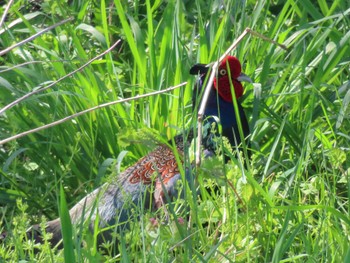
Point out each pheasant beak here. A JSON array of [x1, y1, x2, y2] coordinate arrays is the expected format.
[[237, 72, 252, 83]]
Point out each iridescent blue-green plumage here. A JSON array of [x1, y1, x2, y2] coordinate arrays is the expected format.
[[190, 56, 251, 157]]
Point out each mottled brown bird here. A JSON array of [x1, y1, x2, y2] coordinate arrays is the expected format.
[[3, 56, 252, 249]]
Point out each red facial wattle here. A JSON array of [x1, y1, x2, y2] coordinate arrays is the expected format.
[[213, 56, 244, 102]]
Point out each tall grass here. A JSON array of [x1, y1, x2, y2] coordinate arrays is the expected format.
[[0, 0, 349, 261]]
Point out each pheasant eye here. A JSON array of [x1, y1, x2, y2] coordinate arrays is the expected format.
[[219, 69, 227, 76]]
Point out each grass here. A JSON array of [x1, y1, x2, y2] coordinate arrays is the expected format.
[[0, 0, 349, 262]]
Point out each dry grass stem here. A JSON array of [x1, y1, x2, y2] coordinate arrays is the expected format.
[[0, 81, 187, 145], [0, 0, 14, 28], [0, 39, 121, 115], [0, 17, 74, 56]]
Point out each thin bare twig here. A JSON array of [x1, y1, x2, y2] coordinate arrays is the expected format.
[[247, 28, 288, 50], [0, 39, 121, 116], [0, 60, 75, 74], [0, 0, 14, 28], [0, 17, 74, 56], [195, 29, 251, 166], [0, 82, 188, 145], [195, 28, 287, 166]]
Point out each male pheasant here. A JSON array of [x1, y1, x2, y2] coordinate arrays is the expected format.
[[6, 56, 252, 248]]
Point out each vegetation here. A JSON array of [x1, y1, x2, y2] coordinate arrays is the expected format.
[[0, 0, 349, 261]]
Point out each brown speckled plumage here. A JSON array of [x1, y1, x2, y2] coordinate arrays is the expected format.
[[1, 56, 251, 250], [27, 133, 192, 248]]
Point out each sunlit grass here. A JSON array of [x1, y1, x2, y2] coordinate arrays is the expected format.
[[0, 0, 349, 261]]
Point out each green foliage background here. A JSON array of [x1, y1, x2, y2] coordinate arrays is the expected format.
[[0, 0, 349, 261]]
